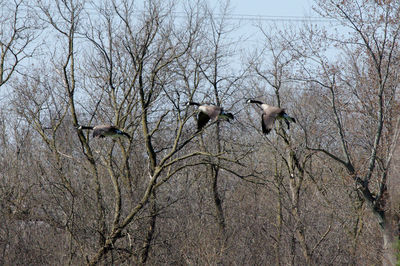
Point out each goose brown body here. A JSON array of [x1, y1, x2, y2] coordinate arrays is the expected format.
[[78, 124, 131, 138], [247, 99, 296, 134], [188, 102, 234, 131]]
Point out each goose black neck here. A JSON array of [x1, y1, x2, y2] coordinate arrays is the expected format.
[[80, 125, 94, 130], [188, 101, 201, 106], [248, 99, 263, 105]]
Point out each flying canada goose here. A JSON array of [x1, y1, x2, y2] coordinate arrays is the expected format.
[[247, 99, 296, 134], [187, 102, 234, 131], [78, 124, 131, 139]]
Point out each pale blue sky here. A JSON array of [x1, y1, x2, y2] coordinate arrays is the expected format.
[[204, 0, 320, 53], [229, 0, 314, 18]]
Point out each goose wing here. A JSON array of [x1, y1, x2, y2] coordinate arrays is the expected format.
[[261, 113, 275, 134], [93, 125, 130, 138], [199, 105, 221, 120], [197, 111, 211, 131], [93, 127, 105, 138], [108, 126, 129, 137], [261, 106, 283, 134], [92, 125, 111, 138]]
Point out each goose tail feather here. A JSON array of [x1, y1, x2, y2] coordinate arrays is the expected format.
[[283, 113, 296, 123]]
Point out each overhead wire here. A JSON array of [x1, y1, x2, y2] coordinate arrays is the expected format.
[[171, 12, 335, 23]]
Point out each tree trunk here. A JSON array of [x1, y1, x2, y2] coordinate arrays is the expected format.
[[381, 217, 398, 266], [287, 149, 311, 264], [140, 190, 157, 264], [274, 174, 283, 266], [211, 165, 226, 235], [362, 184, 399, 266]]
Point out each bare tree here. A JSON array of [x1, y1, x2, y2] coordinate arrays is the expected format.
[[247, 23, 339, 264], [0, 0, 39, 87], [298, 1, 400, 264], [80, 0, 231, 264], [4, 0, 400, 265]]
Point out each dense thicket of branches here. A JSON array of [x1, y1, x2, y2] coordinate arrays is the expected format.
[[1, 0, 399, 265]]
